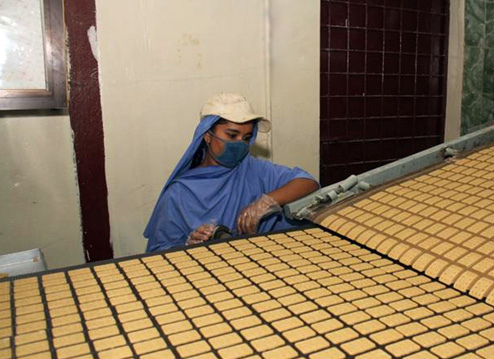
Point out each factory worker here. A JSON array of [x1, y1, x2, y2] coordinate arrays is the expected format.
[[144, 92, 319, 252]]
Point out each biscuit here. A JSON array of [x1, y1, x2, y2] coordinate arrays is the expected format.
[[14, 330, 47, 346], [454, 334, 488, 350], [15, 304, 43, 317], [213, 299, 242, 312], [271, 317, 304, 333], [251, 334, 284, 352], [230, 315, 261, 331], [77, 292, 105, 304], [282, 326, 315, 343], [16, 312, 45, 325], [98, 346, 133, 359], [127, 327, 160, 344], [110, 294, 137, 306], [86, 316, 116, 331], [184, 305, 214, 319], [144, 295, 173, 308], [385, 339, 421, 357], [89, 325, 120, 341], [103, 280, 129, 291], [430, 342, 466, 358], [15, 340, 49, 357], [309, 348, 347, 359], [53, 332, 86, 349], [353, 319, 386, 335], [149, 303, 178, 317], [93, 335, 127, 352], [176, 340, 211, 358], [209, 333, 242, 349], [420, 315, 452, 329], [118, 309, 147, 323], [252, 300, 280, 313], [56, 343, 90, 359], [122, 318, 153, 333], [340, 337, 375, 356], [340, 311, 372, 326], [369, 328, 404, 346], [172, 289, 200, 302], [325, 327, 359, 344], [133, 337, 167, 355], [83, 308, 112, 321], [260, 308, 291, 322], [199, 322, 232, 339], [115, 301, 143, 314], [161, 320, 193, 336]]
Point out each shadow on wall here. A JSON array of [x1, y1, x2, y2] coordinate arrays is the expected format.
[[251, 142, 271, 159]]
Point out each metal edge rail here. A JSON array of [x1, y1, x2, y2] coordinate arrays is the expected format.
[[285, 126, 494, 220]]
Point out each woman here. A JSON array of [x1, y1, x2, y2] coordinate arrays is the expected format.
[[145, 93, 319, 252]]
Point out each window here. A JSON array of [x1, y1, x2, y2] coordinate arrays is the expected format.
[[0, 0, 66, 110]]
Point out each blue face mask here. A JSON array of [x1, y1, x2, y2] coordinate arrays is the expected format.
[[207, 130, 250, 168]]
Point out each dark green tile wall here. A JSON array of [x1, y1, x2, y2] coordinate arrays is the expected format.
[[462, 0, 494, 134]]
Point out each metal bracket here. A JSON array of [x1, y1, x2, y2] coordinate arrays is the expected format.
[[286, 174, 372, 220]]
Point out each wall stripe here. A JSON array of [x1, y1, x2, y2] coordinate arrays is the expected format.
[[64, 0, 113, 261]]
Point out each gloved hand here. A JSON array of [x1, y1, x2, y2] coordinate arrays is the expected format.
[[186, 223, 216, 246], [236, 194, 282, 235]]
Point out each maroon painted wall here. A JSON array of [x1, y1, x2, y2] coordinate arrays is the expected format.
[[64, 0, 113, 261]]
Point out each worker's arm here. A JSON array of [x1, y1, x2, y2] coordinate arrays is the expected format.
[[267, 178, 319, 206], [237, 178, 319, 234]]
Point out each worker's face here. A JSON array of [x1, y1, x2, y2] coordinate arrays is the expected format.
[[205, 120, 254, 153], [203, 120, 254, 167]]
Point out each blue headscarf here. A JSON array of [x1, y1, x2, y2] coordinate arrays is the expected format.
[[159, 115, 257, 191], [144, 115, 315, 252]]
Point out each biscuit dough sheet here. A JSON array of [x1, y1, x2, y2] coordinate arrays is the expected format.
[[315, 145, 494, 304], [2, 228, 494, 358]]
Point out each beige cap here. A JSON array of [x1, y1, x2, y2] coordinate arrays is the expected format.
[[200, 92, 271, 132]]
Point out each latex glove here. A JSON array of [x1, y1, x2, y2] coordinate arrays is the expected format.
[[186, 223, 215, 246], [236, 194, 282, 235]]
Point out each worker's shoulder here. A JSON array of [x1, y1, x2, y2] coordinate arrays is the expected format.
[[248, 156, 293, 171], [247, 156, 277, 170], [163, 179, 189, 196], [248, 155, 283, 166]]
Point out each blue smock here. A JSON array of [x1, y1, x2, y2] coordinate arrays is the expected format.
[[144, 115, 316, 252]]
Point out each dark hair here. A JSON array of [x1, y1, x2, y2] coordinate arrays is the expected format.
[[211, 118, 258, 133], [210, 118, 230, 133], [190, 141, 206, 169]]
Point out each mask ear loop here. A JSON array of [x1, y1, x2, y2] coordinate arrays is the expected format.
[[207, 130, 229, 156], [205, 132, 225, 165]]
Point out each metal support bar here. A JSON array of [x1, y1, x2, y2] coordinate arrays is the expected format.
[[284, 126, 494, 220]]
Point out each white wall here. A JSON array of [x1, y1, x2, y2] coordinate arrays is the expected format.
[[0, 115, 84, 269], [95, 0, 320, 257], [270, 0, 320, 172], [445, 0, 465, 141]]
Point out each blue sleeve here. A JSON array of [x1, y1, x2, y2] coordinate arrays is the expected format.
[[253, 158, 318, 193], [145, 184, 190, 253], [248, 158, 318, 233]]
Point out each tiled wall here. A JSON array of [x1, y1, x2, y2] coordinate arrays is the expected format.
[[462, 0, 494, 134], [320, 0, 449, 186]]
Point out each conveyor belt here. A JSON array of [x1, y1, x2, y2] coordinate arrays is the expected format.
[[315, 145, 494, 305], [2, 227, 494, 358]]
